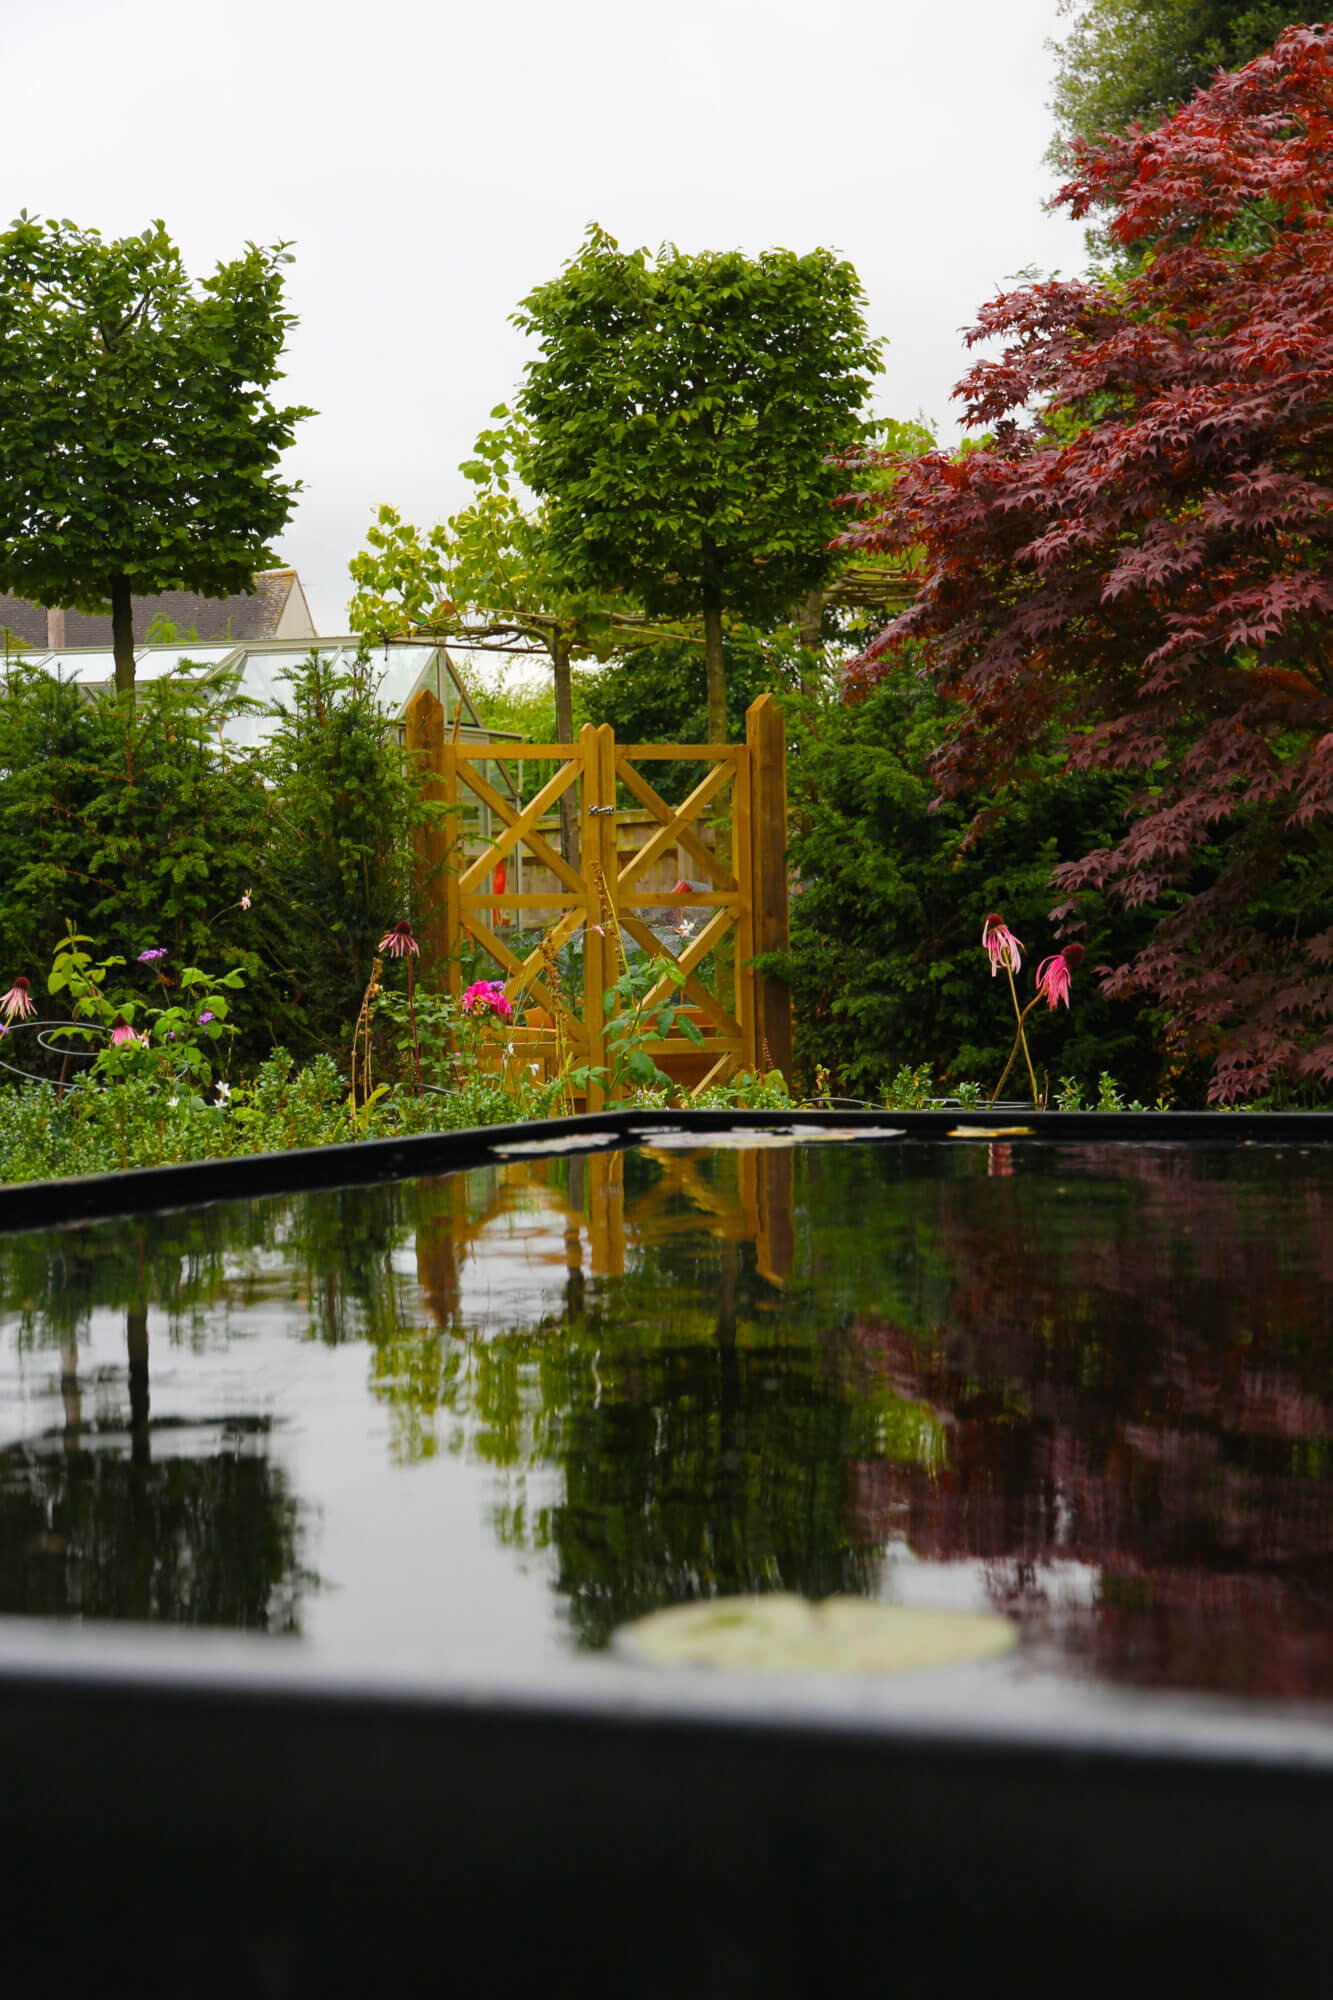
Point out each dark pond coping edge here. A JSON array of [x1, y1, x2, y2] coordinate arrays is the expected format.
[[4, 1103, 1333, 1234], [4, 1652, 1332, 1992]]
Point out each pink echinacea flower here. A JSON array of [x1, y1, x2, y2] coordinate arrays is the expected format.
[[981, 914, 1024, 978], [0, 976, 35, 1024], [110, 1020, 146, 1047], [378, 921, 419, 958], [1035, 943, 1085, 1011]]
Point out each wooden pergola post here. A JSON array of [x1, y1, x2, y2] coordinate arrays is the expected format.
[[746, 694, 793, 1086], [405, 689, 451, 989]]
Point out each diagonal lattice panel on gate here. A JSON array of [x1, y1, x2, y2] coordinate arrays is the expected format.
[[405, 693, 791, 1107]]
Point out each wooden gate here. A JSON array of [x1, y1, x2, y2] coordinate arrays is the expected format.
[[404, 693, 791, 1106]]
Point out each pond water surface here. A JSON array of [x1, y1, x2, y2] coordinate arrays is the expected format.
[[1, 1137, 1330, 1702]]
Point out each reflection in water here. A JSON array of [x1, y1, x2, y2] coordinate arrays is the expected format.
[[0, 1141, 1330, 1696], [0, 1424, 304, 1628], [0, 1289, 307, 1631]]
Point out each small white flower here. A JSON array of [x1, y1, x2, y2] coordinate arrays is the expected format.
[[505, 1041, 515, 1056], [215, 1080, 231, 1103], [529, 1063, 541, 1078], [167, 1096, 180, 1109]]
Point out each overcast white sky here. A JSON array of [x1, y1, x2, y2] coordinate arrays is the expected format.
[[4, 0, 1088, 631]]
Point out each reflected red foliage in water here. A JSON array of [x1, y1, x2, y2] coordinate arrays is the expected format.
[[841, 1150, 1333, 1699]]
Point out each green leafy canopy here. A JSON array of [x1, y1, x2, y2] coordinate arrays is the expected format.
[[0, 214, 312, 666], [1048, 0, 1323, 159], [511, 226, 883, 628]]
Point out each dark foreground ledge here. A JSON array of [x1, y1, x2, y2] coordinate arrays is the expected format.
[[2, 1643, 1331, 1998], [5, 1102, 1333, 1233]]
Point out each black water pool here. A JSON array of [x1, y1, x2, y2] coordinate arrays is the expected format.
[[2, 1132, 1330, 1706]]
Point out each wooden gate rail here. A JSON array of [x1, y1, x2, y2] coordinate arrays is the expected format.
[[404, 690, 791, 1104]]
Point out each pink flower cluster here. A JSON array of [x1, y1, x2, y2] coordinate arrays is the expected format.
[[461, 980, 513, 1023], [982, 916, 1085, 1010]]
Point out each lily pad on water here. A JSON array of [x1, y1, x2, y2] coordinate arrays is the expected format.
[[493, 1133, 620, 1157], [635, 1127, 905, 1151], [618, 1593, 1018, 1674], [947, 1125, 1036, 1141]]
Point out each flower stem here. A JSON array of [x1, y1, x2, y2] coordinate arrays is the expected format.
[[407, 953, 422, 1096], [1005, 963, 1041, 1108], [989, 996, 1041, 1106]]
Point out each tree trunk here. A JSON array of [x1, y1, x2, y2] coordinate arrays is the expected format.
[[702, 588, 727, 745], [127, 1306, 150, 1468], [111, 574, 136, 698], [552, 634, 579, 868], [795, 587, 825, 693]]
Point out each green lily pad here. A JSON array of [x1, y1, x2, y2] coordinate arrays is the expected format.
[[637, 1127, 905, 1151], [618, 1594, 1018, 1674]]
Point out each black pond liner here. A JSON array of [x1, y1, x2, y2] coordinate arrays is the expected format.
[[3, 1108, 1333, 1997]]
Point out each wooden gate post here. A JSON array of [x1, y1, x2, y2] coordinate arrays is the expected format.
[[746, 694, 793, 1086], [405, 689, 451, 990], [580, 723, 609, 1111], [733, 721, 757, 1075], [441, 721, 462, 1003], [597, 723, 620, 1098]]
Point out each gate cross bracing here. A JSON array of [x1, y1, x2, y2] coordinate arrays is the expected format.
[[404, 693, 791, 1109]]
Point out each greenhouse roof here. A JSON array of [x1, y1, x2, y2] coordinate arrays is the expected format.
[[10, 636, 501, 751]]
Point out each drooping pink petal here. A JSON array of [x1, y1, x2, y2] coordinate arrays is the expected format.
[[0, 977, 35, 1023], [378, 920, 419, 958], [981, 913, 1025, 977], [1035, 943, 1083, 1010]]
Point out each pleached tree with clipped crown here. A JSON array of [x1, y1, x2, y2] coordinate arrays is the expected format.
[[0, 216, 311, 696], [842, 27, 1333, 1101], [512, 227, 881, 743]]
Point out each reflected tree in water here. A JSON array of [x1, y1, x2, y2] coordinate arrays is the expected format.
[[0, 1203, 319, 1629], [4, 1141, 1333, 1687], [0, 1419, 305, 1629], [370, 1149, 946, 1646]]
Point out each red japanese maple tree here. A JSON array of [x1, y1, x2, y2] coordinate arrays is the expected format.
[[842, 26, 1333, 1101]]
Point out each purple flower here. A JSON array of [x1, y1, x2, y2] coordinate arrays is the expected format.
[[0, 976, 35, 1024], [138, 948, 168, 964], [197, 1010, 215, 1025]]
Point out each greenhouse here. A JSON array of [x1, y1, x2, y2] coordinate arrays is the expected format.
[[16, 634, 498, 754]]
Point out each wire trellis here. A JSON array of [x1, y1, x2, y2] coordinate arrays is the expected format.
[[0, 1019, 120, 1089]]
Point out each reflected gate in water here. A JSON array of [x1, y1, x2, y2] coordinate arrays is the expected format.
[[1, 1140, 1333, 1699]]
